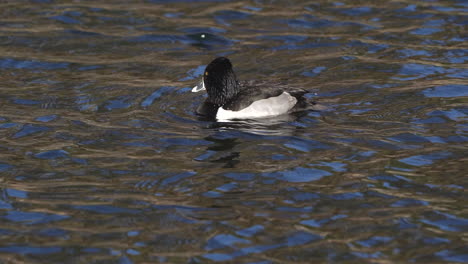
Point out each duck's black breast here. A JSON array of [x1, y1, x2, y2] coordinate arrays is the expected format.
[[223, 80, 308, 112], [196, 101, 219, 118]]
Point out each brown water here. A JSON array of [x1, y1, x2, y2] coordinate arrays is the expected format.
[[0, 0, 467, 263]]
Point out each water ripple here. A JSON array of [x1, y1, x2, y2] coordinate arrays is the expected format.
[[0, 0, 466, 263]]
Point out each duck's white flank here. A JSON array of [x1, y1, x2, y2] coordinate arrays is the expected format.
[[216, 92, 297, 120]]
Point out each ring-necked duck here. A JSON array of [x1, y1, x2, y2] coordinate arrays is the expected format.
[[192, 57, 317, 120]]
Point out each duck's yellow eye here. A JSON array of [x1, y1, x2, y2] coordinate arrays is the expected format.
[[205, 71, 209, 76]]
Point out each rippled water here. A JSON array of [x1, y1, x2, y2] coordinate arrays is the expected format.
[[1, 0, 467, 263]]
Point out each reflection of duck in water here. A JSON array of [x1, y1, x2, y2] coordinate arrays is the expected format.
[[192, 57, 323, 121]]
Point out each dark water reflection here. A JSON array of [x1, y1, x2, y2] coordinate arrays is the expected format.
[[0, 0, 467, 263]]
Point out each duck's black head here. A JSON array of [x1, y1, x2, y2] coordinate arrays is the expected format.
[[202, 57, 240, 106]]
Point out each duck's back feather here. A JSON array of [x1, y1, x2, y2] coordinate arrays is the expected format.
[[223, 80, 308, 111]]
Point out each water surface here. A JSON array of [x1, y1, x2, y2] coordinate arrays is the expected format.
[[0, 0, 467, 263]]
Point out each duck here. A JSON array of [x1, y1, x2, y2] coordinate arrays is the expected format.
[[192, 57, 316, 120]]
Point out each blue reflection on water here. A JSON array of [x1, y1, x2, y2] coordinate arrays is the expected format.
[[423, 85, 468, 98], [205, 234, 251, 250], [302, 66, 326, 77], [410, 27, 442, 35], [356, 236, 392, 248], [12, 98, 40, 105], [141, 86, 174, 107], [203, 231, 321, 261], [73, 205, 140, 215], [13, 124, 50, 139], [224, 172, 255, 181], [399, 151, 451, 166], [0, 246, 62, 255], [6, 188, 27, 198], [34, 150, 69, 160], [180, 65, 205, 81], [420, 211, 468, 232], [236, 225, 264, 237], [0, 163, 13, 172], [0, 58, 69, 70], [35, 115, 58, 122], [263, 167, 331, 183], [49, 14, 81, 24], [103, 96, 134, 111], [435, 249, 468, 263], [4, 211, 69, 225]]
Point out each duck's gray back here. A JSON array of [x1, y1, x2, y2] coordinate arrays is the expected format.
[[223, 80, 307, 111]]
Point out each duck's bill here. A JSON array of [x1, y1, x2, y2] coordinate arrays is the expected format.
[[191, 80, 206, 92]]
